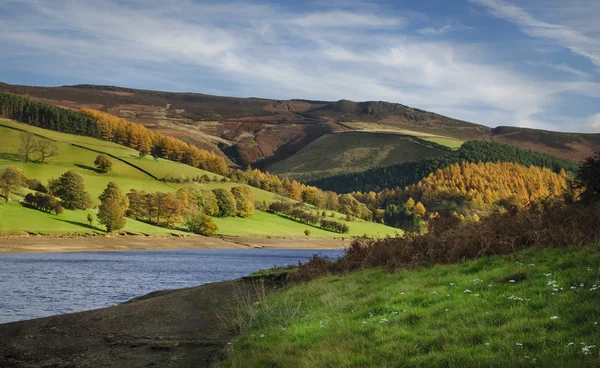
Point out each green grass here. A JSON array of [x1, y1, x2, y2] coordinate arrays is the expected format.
[[421, 136, 464, 149], [268, 132, 448, 181], [0, 200, 189, 236], [0, 119, 395, 238], [225, 246, 600, 367], [214, 211, 400, 238]]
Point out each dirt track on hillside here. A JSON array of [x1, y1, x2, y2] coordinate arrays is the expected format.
[[0, 235, 346, 253], [0, 278, 274, 368]]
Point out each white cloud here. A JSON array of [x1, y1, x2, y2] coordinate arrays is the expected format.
[[0, 0, 598, 133], [527, 61, 590, 79], [417, 23, 473, 36], [586, 113, 600, 131], [469, 0, 600, 69]]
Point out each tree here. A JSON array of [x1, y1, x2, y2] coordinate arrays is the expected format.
[[94, 155, 113, 173], [97, 182, 129, 232], [576, 152, 600, 202], [87, 213, 94, 227], [384, 204, 420, 232], [184, 210, 219, 236], [189, 185, 219, 216], [0, 166, 26, 202], [212, 188, 237, 217], [304, 229, 311, 237], [50, 171, 90, 210], [126, 189, 148, 220], [20, 132, 36, 163], [161, 192, 183, 227], [231, 186, 255, 217], [414, 202, 427, 217], [34, 140, 58, 163]]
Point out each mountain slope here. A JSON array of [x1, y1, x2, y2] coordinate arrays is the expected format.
[[1, 81, 598, 171]]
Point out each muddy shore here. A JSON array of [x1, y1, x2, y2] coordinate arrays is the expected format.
[[0, 235, 347, 253], [0, 278, 273, 367]]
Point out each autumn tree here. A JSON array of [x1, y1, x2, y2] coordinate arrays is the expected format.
[[231, 186, 255, 217], [189, 185, 219, 216], [34, 139, 58, 163], [49, 171, 90, 210], [94, 155, 113, 173], [414, 201, 426, 217], [97, 182, 129, 232], [0, 166, 26, 202], [184, 210, 218, 236], [176, 187, 191, 209], [19, 133, 36, 163], [126, 189, 148, 220], [161, 192, 183, 227], [212, 188, 237, 217]]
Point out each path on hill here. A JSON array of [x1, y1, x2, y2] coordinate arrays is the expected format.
[[0, 278, 273, 368], [0, 235, 346, 253]]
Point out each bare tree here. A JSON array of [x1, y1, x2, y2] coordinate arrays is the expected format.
[[19, 133, 36, 163], [35, 140, 59, 163]]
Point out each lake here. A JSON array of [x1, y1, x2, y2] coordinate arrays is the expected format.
[[0, 248, 343, 324]]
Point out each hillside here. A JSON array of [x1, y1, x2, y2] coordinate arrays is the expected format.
[[0, 119, 398, 238], [267, 132, 450, 181], [225, 246, 600, 367], [308, 141, 581, 193]]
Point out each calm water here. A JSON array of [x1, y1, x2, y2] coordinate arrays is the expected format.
[[0, 248, 343, 324]]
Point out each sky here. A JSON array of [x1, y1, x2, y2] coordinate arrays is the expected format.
[[1, 0, 599, 133]]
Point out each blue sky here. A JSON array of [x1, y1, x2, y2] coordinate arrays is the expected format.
[[1, 0, 599, 132]]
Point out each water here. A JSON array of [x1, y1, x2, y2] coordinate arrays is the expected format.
[[0, 248, 343, 324]]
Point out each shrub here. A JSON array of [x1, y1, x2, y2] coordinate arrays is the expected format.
[[94, 155, 113, 173], [304, 229, 310, 237], [24, 192, 62, 214], [184, 210, 218, 236]]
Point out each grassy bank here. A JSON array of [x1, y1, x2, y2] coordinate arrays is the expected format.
[[225, 246, 600, 367]]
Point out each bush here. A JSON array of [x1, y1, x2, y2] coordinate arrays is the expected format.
[[184, 210, 219, 236], [24, 192, 62, 214], [304, 229, 311, 237], [297, 203, 600, 280], [320, 219, 350, 234]]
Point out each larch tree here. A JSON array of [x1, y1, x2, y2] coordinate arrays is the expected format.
[[212, 188, 237, 217], [231, 186, 255, 217]]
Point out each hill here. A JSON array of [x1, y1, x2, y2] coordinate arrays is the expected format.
[[308, 141, 580, 193], [0, 119, 398, 238], [267, 132, 450, 181]]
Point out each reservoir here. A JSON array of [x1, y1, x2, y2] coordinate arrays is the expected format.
[[0, 248, 343, 323]]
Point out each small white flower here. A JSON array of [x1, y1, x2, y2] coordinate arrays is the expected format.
[[524, 356, 529, 359], [380, 318, 389, 324], [594, 322, 598, 326], [580, 283, 584, 287], [281, 327, 286, 331], [550, 316, 558, 320], [545, 273, 552, 277], [260, 334, 265, 338], [320, 325, 324, 329], [403, 310, 407, 313], [488, 284, 492, 287], [400, 292, 405, 295], [368, 312, 373, 318], [474, 294, 480, 297], [431, 291, 438, 295], [449, 283, 455, 286], [362, 321, 366, 325], [568, 342, 575, 346], [509, 280, 516, 283], [464, 289, 472, 293], [485, 343, 490, 346], [516, 343, 523, 346], [528, 264, 536, 267], [446, 294, 450, 296], [570, 286, 577, 289]]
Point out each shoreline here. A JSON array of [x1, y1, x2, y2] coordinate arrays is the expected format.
[[0, 234, 347, 253]]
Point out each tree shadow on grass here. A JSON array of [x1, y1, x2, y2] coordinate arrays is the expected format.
[[0, 153, 25, 162], [74, 163, 101, 173], [53, 218, 105, 233]]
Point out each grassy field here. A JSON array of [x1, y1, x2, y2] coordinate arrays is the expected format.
[[214, 211, 400, 238], [0, 119, 396, 238], [0, 201, 189, 236], [421, 136, 463, 149], [225, 246, 600, 367], [268, 132, 448, 181]]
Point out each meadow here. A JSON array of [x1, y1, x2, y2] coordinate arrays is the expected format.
[[0, 119, 397, 238], [224, 246, 600, 367], [268, 131, 448, 181]]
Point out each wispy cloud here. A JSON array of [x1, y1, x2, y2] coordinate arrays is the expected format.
[[527, 61, 590, 79], [469, 0, 600, 70], [586, 113, 600, 130], [417, 23, 473, 36], [0, 0, 598, 133]]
